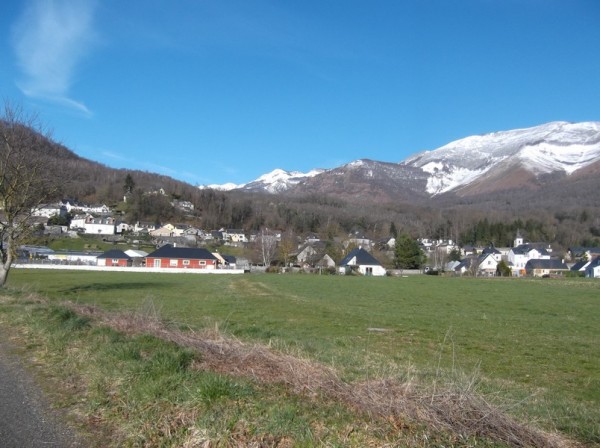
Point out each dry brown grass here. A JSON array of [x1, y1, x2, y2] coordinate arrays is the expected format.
[[66, 300, 577, 448]]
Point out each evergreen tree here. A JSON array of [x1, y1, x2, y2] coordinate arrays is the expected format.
[[389, 221, 398, 238], [448, 247, 462, 262], [496, 260, 512, 277], [394, 234, 425, 270], [123, 173, 135, 195]]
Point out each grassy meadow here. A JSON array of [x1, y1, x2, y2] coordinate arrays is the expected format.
[[2, 270, 599, 446]]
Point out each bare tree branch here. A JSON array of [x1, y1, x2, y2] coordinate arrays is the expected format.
[[0, 101, 62, 286]]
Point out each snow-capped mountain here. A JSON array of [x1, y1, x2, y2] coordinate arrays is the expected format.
[[403, 121, 600, 195], [243, 168, 325, 193], [199, 168, 325, 193], [199, 121, 600, 199]]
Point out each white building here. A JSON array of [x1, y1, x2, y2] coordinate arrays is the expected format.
[[339, 247, 386, 276]]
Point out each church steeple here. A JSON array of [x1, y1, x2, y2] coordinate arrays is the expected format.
[[514, 231, 524, 247]]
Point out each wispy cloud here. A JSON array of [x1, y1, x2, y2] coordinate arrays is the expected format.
[[11, 0, 97, 115]]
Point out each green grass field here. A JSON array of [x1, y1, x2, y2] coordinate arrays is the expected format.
[[3, 270, 599, 446]]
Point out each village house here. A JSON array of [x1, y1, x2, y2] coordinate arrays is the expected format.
[[476, 251, 500, 277], [508, 233, 553, 277], [146, 245, 218, 269], [293, 241, 326, 266], [149, 224, 177, 237], [454, 257, 475, 275], [32, 203, 67, 219], [171, 200, 195, 212], [567, 246, 600, 262], [133, 221, 158, 234], [314, 254, 336, 270], [304, 233, 321, 244], [585, 257, 600, 278], [377, 236, 396, 251], [115, 221, 131, 234], [69, 214, 116, 235], [222, 229, 248, 245], [96, 249, 133, 267], [570, 259, 591, 275], [212, 253, 238, 269], [525, 259, 569, 277], [339, 247, 386, 276], [60, 200, 110, 215], [344, 231, 372, 250], [182, 226, 201, 237]]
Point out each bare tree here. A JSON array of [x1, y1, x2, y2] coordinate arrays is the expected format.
[[430, 245, 449, 270], [255, 227, 278, 267], [0, 102, 60, 286], [278, 230, 296, 268]]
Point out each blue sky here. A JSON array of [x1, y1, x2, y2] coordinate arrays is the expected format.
[[2, 0, 599, 186]]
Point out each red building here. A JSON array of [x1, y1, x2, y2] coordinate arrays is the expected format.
[[97, 249, 133, 267], [145, 245, 218, 269]]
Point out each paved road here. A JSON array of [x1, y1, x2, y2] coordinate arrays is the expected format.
[[0, 333, 84, 448]]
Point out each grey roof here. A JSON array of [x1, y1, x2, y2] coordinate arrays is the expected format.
[[587, 257, 600, 269], [570, 259, 590, 271], [525, 259, 568, 270], [222, 255, 237, 264], [477, 252, 498, 263], [97, 249, 132, 260], [454, 258, 473, 271], [146, 244, 218, 260], [19, 245, 55, 255], [481, 246, 501, 255], [568, 247, 600, 257], [339, 248, 381, 267], [511, 243, 550, 256]]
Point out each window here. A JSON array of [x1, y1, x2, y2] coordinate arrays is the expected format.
[[170, 259, 178, 267], [199, 260, 206, 266], [153, 259, 161, 268], [183, 260, 190, 266]]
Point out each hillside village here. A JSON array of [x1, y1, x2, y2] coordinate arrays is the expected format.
[[20, 198, 600, 279]]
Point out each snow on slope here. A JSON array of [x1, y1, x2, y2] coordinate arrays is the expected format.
[[245, 168, 325, 193], [199, 168, 325, 193], [405, 121, 600, 195], [198, 182, 241, 191], [199, 121, 600, 196]]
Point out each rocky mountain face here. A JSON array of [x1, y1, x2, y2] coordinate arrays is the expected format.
[[207, 121, 600, 202]]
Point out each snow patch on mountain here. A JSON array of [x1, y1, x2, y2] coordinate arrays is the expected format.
[[247, 168, 325, 193], [347, 160, 366, 168], [519, 142, 600, 175], [424, 165, 494, 195], [198, 182, 241, 191], [199, 168, 325, 193], [406, 121, 600, 195]]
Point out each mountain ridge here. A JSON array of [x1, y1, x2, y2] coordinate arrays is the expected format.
[[201, 121, 600, 200]]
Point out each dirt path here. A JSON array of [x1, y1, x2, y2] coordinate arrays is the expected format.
[[0, 330, 85, 448]]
